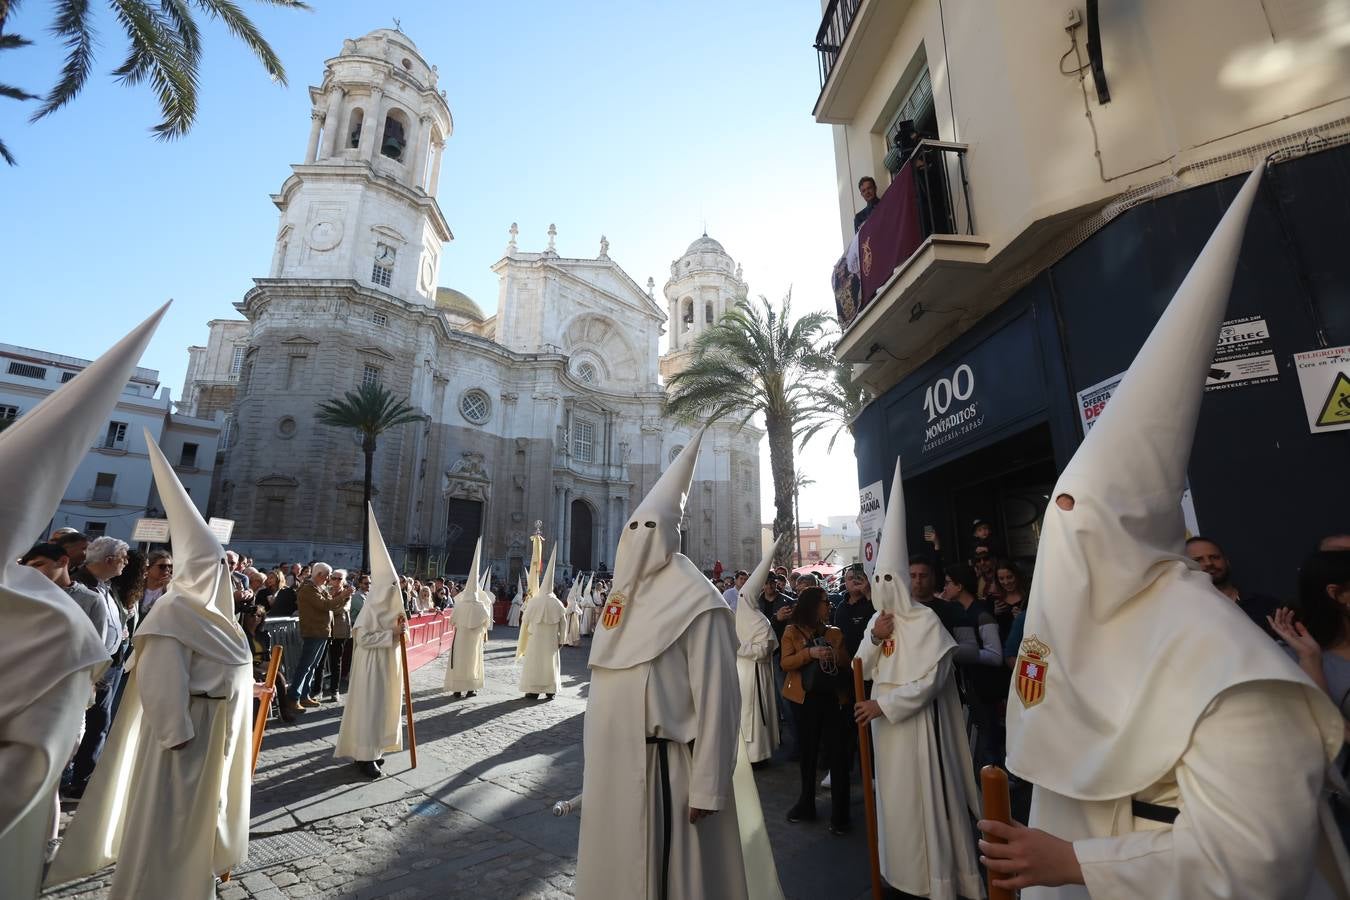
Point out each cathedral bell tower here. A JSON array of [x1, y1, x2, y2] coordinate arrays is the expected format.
[[269, 28, 453, 305], [659, 234, 748, 381]]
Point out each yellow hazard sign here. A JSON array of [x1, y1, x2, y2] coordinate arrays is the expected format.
[[1295, 346, 1350, 434], [1315, 372, 1350, 427]]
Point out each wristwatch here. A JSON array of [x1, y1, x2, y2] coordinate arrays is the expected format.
[[870, 632, 884, 646]]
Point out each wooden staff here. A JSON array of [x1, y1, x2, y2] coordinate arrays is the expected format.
[[249, 645, 284, 776], [399, 628, 418, 769], [980, 766, 1014, 900], [852, 657, 883, 900]]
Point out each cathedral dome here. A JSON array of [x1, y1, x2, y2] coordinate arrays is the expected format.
[[684, 234, 727, 257], [670, 233, 738, 281], [436, 287, 484, 321]]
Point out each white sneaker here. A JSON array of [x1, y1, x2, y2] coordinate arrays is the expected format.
[[820, 773, 832, 788]]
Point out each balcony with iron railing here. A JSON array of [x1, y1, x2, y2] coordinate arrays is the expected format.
[[812, 0, 915, 123], [832, 141, 991, 389], [813, 0, 862, 92]]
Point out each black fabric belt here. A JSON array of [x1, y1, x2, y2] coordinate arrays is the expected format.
[[755, 664, 771, 729], [190, 693, 228, 700], [644, 737, 696, 900], [1131, 799, 1179, 824], [650, 737, 673, 900]]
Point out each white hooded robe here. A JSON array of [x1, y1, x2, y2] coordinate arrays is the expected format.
[[444, 543, 491, 694], [47, 430, 252, 900], [857, 458, 983, 899], [519, 547, 566, 695], [0, 308, 162, 899], [335, 506, 405, 762], [576, 432, 783, 900], [734, 545, 780, 764], [1003, 166, 1344, 900]]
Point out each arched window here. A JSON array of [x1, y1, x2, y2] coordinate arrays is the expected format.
[[577, 362, 598, 384], [381, 110, 408, 161], [682, 299, 694, 324], [347, 108, 364, 149], [705, 301, 714, 324]]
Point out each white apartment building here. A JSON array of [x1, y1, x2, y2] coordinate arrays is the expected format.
[[0, 344, 223, 544], [813, 0, 1350, 592]]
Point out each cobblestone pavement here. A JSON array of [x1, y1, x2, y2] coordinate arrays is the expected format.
[[43, 631, 879, 900]]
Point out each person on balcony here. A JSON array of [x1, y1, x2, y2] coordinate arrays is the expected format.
[[853, 176, 881, 232]]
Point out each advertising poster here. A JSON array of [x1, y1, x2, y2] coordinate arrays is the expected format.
[[1074, 374, 1201, 535], [1205, 316, 1279, 392], [1294, 345, 1350, 434], [857, 479, 885, 577]]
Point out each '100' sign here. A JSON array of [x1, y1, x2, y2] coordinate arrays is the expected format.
[[920, 363, 982, 450], [922, 364, 975, 421]]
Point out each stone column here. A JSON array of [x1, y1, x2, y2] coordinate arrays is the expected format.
[[359, 88, 383, 161], [411, 115, 432, 189], [428, 140, 445, 196], [554, 486, 564, 546], [320, 87, 346, 158], [304, 109, 323, 163], [562, 487, 572, 568]]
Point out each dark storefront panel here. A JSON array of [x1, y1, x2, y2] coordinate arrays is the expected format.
[[881, 305, 1048, 476], [1052, 153, 1350, 596], [855, 145, 1350, 599]]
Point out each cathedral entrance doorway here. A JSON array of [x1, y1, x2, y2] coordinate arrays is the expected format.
[[570, 499, 593, 571], [446, 498, 483, 576]]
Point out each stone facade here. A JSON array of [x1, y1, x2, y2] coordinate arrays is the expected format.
[[182, 29, 763, 581]]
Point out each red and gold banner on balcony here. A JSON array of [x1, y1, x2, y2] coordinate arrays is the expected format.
[[858, 161, 923, 310]]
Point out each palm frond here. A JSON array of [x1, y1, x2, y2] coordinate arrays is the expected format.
[[109, 0, 197, 139], [0, 82, 39, 101], [191, 0, 289, 84], [316, 380, 422, 439], [30, 0, 96, 121]]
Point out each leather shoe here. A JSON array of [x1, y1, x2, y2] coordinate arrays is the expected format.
[[785, 805, 816, 824], [355, 761, 382, 778], [298, 697, 320, 708]]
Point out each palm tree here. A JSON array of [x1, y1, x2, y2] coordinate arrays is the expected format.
[[1, 0, 308, 165], [315, 381, 423, 573], [797, 359, 870, 453], [790, 471, 815, 566], [664, 292, 834, 562]]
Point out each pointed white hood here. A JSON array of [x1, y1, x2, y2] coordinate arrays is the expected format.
[[355, 504, 405, 635], [452, 539, 489, 629], [735, 540, 778, 647], [589, 427, 733, 670], [869, 458, 954, 685], [523, 544, 565, 628], [1007, 165, 1341, 799], [138, 430, 250, 667], [0, 305, 167, 722]]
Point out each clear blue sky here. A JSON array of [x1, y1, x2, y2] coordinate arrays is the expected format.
[[1, 0, 859, 526]]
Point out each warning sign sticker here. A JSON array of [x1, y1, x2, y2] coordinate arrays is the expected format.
[[1206, 316, 1279, 392], [1294, 346, 1350, 434]]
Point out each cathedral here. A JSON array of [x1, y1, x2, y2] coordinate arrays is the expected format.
[[180, 28, 763, 582]]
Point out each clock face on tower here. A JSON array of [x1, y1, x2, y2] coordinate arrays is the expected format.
[[307, 220, 341, 251], [376, 243, 396, 264]]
